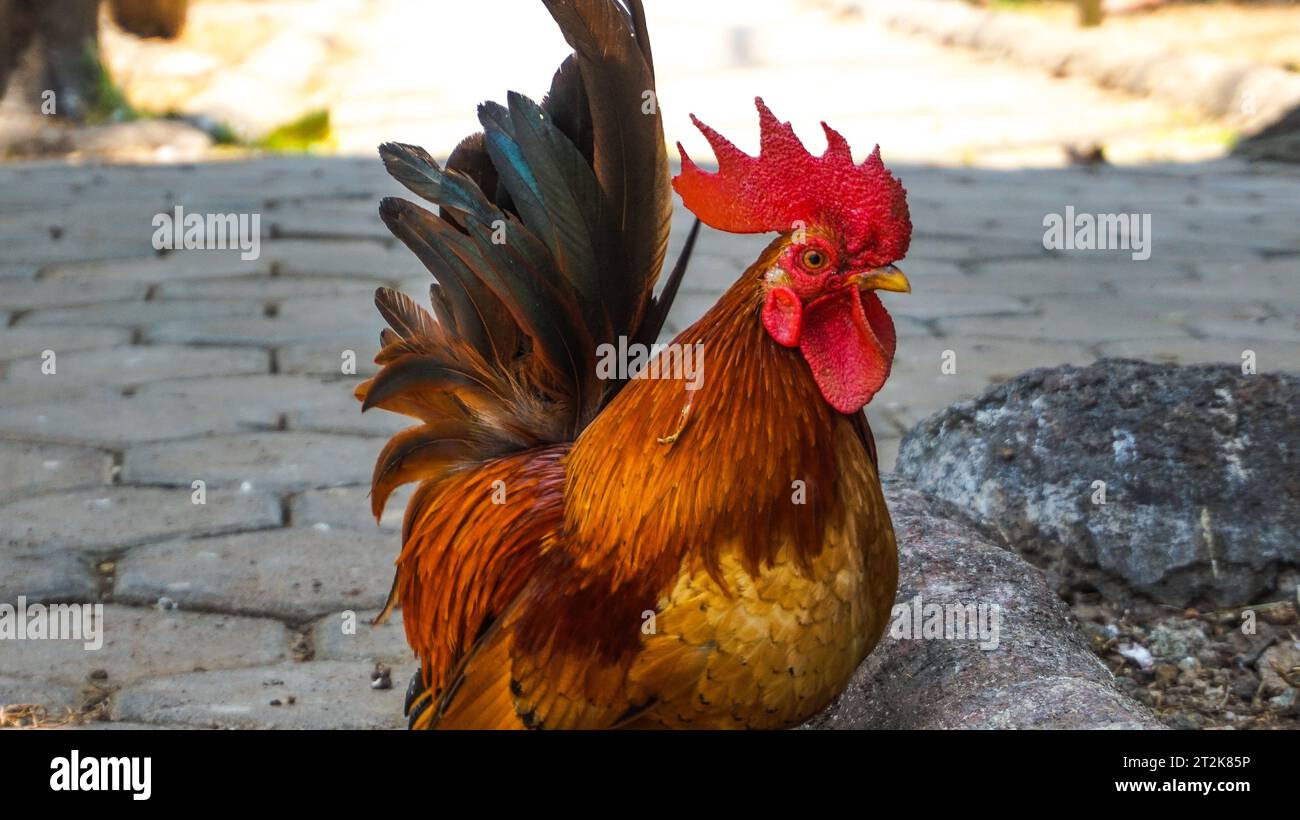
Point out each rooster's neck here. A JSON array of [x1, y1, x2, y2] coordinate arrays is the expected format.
[[565, 240, 855, 586]]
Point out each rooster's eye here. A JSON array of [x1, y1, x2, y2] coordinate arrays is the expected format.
[[801, 249, 828, 270]]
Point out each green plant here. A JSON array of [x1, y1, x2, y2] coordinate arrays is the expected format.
[[255, 109, 334, 153]]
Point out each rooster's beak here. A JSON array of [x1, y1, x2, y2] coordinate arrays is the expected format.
[[850, 265, 910, 294]]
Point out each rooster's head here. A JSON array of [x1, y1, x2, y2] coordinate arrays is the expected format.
[[673, 98, 911, 414]]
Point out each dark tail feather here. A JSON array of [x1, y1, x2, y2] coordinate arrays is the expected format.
[[541, 0, 671, 339], [361, 0, 683, 504]]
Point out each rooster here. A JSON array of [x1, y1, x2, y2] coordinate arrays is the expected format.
[[357, 0, 911, 729]]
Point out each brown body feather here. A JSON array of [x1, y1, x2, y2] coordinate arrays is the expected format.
[[400, 242, 897, 729]]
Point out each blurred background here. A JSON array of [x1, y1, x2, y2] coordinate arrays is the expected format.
[[2, 0, 1299, 165]]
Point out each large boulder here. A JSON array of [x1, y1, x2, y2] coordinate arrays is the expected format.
[[810, 479, 1160, 729], [894, 359, 1300, 608]]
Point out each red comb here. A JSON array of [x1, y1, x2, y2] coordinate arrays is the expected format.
[[673, 98, 911, 267]]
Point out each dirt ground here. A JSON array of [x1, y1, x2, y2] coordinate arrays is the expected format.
[[1071, 591, 1300, 729]]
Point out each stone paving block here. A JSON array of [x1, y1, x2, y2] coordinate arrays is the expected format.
[[0, 486, 281, 556], [127, 374, 398, 438], [0, 390, 254, 445], [289, 388, 408, 438], [896, 257, 965, 282], [0, 605, 291, 688], [0, 326, 131, 361], [50, 721, 178, 730], [122, 432, 379, 492], [1140, 239, 1267, 265], [1140, 273, 1295, 306], [1193, 317, 1300, 344], [0, 676, 83, 716], [1096, 337, 1300, 370], [158, 274, 379, 302], [891, 292, 1030, 322], [43, 251, 272, 283], [3, 237, 159, 267], [662, 290, 722, 337], [111, 660, 405, 729], [292, 484, 413, 534], [876, 338, 1096, 433], [0, 548, 99, 606], [267, 207, 392, 242], [277, 336, 382, 377], [147, 314, 381, 347], [0, 346, 269, 388], [393, 276, 434, 302], [114, 528, 395, 621], [18, 299, 265, 329], [0, 278, 147, 312], [676, 251, 760, 292], [275, 294, 391, 324], [260, 238, 422, 280], [1159, 218, 1300, 255], [936, 295, 1249, 344], [896, 336, 1097, 380], [966, 257, 1191, 295], [875, 435, 901, 476], [1190, 257, 1299, 290], [0, 382, 111, 408], [0, 204, 174, 246], [311, 610, 411, 666], [0, 440, 113, 503], [0, 262, 39, 281], [908, 235, 1044, 262]]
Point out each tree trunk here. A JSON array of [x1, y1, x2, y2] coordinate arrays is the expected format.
[[31, 0, 101, 120]]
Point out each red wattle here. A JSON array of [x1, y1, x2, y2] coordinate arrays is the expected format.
[[797, 290, 894, 414], [762, 286, 802, 347]]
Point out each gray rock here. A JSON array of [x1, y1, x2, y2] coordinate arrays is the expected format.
[[895, 359, 1300, 608], [810, 480, 1160, 729], [1257, 640, 1300, 700], [1147, 621, 1209, 661]]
